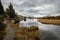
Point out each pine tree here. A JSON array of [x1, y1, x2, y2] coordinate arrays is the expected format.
[[0, 0, 5, 15], [8, 3, 16, 18]]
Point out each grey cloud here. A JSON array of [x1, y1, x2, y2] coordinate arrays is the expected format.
[[1, 0, 60, 17], [25, 9, 39, 13], [19, 0, 60, 8]]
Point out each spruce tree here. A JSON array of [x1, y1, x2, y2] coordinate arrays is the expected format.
[[8, 3, 16, 18], [0, 0, 5, 15]]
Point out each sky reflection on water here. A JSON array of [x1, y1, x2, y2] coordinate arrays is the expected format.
[[20, 19, 60, 40]]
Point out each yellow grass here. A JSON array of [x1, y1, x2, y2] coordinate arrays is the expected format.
[[38, 19, 60, 25], [7, 20, 40, 40]]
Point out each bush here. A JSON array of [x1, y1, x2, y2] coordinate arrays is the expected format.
[[0, 21, 6, 40], [14, 26, 40, 40], [0, 31, 5, 40], [28, 26, 39, 32], [0, 21, 6, 31]]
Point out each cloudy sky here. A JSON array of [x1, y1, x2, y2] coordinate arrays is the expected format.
[[1, 0, 60, 17]]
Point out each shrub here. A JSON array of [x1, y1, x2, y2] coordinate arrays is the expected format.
[[0, 21, 6, 31]]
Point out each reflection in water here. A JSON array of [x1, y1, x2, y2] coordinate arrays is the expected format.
[[19, 18, 60, 40]]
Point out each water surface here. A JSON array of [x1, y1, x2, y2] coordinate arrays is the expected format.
[[20, 18, 60, 40]]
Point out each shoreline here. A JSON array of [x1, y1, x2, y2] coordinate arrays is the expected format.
[[38, 19, 60, 25]]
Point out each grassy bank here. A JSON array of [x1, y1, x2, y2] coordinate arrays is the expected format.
[[14, 26, 40, 40], [38, 19, 60, 25], [7, 20, 40, 40]]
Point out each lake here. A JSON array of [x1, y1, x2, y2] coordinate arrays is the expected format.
[[19, 18, 60, 40]]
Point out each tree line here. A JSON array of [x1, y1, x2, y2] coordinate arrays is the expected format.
[[41, 16, 60, 19]]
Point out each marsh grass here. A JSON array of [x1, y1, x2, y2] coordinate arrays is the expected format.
[[38, 19, 60, 25]]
